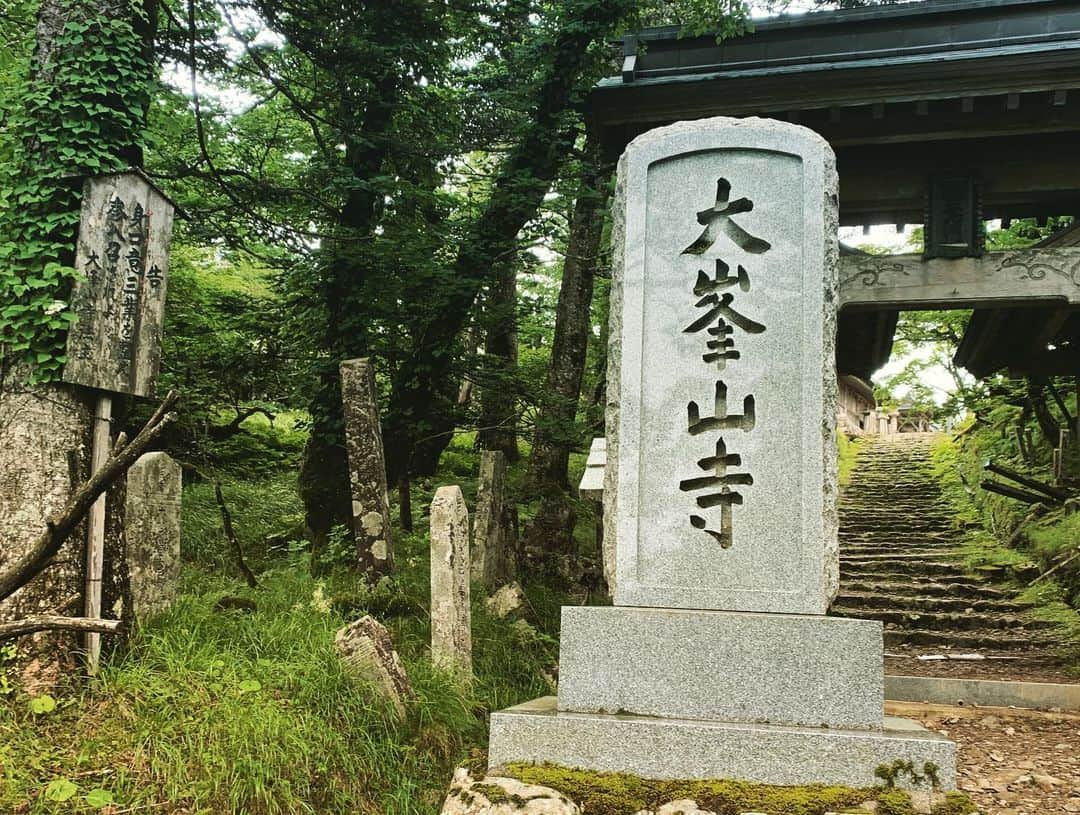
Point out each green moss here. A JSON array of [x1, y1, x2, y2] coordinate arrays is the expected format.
[[471, 783, 511, 804], [838, 432, 864, 489], [931, 791, 979, 815], [503, 764, 871, 815], [876, 790, 915, 815]]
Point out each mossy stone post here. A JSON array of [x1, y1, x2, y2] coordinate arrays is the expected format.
[[123, 452, 182, 621], [430, 485, 472, 679], [340, 358, 393, 576]]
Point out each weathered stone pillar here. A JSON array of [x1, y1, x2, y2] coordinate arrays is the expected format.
[[122, 452, 181, 621], [429, 485, 471, 678], [340, 358, 393, 575], [471, 450, 512, 587], [0, 375, 93, 691]]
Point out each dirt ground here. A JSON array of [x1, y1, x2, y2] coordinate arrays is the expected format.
[[884, 653, 1079, 684], [887, 702, 1080, 814]]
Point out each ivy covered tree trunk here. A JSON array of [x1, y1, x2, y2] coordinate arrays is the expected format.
[[0, 0, 157, 689]]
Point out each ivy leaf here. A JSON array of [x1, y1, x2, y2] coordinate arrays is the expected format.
[[29, 694, 56, 714], [45, 778, 78, 802], [85, 788, 115, 807]]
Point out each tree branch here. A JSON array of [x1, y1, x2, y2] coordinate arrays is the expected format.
[[0, 615, 122, 641]]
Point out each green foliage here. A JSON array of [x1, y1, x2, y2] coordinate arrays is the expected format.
[[0, 0, 152, 378], [986, 217, 1074, 250], [180, 469, 305, 573], [43, 777, 78, 802], [0, 558, 561, 813], [930, 432, 1080, 667]]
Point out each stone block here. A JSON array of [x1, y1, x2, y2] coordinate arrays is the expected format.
[[557, 606, 882, 729], [124, 451, 182, 620], [430, 485, 472, 677], [605, 117, 839, 613], [488, 697, 956, 790], [340, 357, 393, 575]]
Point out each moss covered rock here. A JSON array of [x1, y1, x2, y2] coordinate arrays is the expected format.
[[441, 768, 579, 814]]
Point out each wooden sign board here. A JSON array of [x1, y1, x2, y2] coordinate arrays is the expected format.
[[63, 171, 175, 398]]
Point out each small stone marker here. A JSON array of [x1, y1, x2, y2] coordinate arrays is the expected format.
[[485, 581, 525, 619], [63, 170, 176, 397], [335, 615, 413, 717], [487, 117, 955, 789], [340, 357, 393, 575], [124, 452, 182, 620], [472, 450, 513, 586], [430, 486, 471, 677]]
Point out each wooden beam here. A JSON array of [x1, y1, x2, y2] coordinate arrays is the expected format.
[[840, 249, 1080, 310]]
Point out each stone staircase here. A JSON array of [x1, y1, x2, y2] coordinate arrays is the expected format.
[[831, 433, 1065, 673]]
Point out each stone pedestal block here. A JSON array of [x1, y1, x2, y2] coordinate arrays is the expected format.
[[489, 697, 955, 790], [557, 606, 882, 729]]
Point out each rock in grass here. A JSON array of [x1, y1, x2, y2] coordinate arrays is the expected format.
[[335, 616, 413, 717], [441, 768, 579, 814], [485, 582, 525, 619]]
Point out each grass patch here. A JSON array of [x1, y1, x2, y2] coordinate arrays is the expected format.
[[0, 549, 565, 814], [1, 425, 577, 814]]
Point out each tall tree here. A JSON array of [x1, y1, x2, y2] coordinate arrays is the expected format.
[[381, 0, 638, 485], [527, 135, 611, 491]]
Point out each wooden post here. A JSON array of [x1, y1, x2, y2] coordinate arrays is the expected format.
[[84, 394, 112, 673]]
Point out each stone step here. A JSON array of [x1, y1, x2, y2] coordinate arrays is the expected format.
[[839, 550, 964, 561], [841, 579, 1010, 600], [882, 627, 1060, 651], [834, 591, 1031, 613], [839, 533, 955, 543], [840, 521, 953, 531], [831, 605, 1056, 632], [840, 559, 974, 578]]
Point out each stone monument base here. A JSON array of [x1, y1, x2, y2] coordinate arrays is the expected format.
[[488, 697, 956, 790]]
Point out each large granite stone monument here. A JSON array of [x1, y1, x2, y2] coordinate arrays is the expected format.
[[487, 117, 955, 788]]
